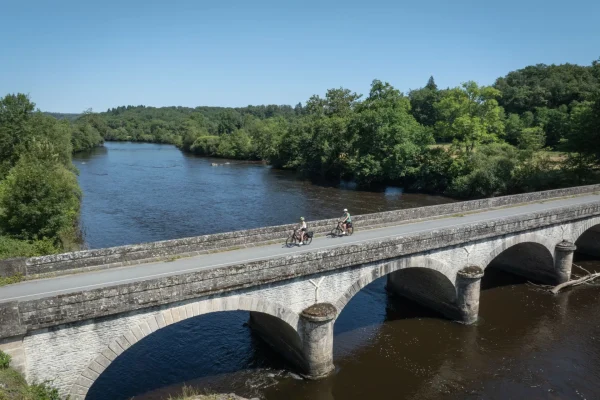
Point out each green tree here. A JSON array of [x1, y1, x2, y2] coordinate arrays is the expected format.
[[0, 150, 81, 245], [409, 76, 440, 127], [517, 126, 546, 151], [534, 105, 570, 148], [435, 81, 504, 153], [0, 94, 36, 178], [299, 88, 360, 177], [350, 80, 433, 184], [566, 97, 600, 166]]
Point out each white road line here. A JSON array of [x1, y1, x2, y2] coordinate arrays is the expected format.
[[2, 197, 598, 302]]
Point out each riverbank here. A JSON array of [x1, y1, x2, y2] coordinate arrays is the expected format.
[[169, 387, 255, 400], [0, 351, 60, 400]]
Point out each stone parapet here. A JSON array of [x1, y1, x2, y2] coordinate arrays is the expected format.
[[2, 184, 599, 278]]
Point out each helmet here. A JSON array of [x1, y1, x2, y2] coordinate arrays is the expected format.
[[343, 208, 348, 212], [300, 217, 305, 221]]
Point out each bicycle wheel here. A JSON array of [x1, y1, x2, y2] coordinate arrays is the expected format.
[[285, 235, 296, 247], [303, 236, 313, 245], [331, 227, 342, 237], [347, 226, 354, 235]]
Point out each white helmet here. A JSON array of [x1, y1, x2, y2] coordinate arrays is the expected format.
[[343, 208, 348, 212]]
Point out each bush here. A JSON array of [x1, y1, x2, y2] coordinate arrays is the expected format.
[[190, 136, 220, 156], [0, 236, 58, 260], [27, 382, 61, 400], [0, 155, 81, 243], [447, 143, 518, 198], [0, 351, 10, 369]]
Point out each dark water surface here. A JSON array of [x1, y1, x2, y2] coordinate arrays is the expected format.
[[75, 143, 600, 400], [73, 142, 450, 249]]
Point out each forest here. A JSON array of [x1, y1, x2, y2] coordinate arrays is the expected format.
[[1, 59, 599, 260], [96, 60, 600, 197]]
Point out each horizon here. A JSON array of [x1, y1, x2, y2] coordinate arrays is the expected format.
[[2, 0, 599, 113]]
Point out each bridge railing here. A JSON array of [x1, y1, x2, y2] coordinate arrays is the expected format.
[[1, 184, 599, 279]]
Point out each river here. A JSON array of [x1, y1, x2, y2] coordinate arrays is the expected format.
[[73, 142, 600, 400]]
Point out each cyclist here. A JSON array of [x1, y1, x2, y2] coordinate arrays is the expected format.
[[296, 217, 307, 245], [340, 208, 352, 235]]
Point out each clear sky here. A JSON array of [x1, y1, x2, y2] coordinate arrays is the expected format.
[[1, 0, 598, 113]]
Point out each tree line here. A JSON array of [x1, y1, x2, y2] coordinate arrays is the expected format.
[[91, 59, 600, 198], [0, 95, 104, 259], [1, 59, 599, 259]]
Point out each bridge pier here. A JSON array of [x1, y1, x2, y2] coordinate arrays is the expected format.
[[249, 303, 335, 379], [555, 241, 577, 284], [456, 266, 484, 324], [575, 225, 600, 258]]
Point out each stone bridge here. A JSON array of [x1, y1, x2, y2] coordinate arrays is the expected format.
[[1, 185, 600, 399]]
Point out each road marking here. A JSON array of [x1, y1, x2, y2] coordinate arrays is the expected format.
[[2, 196, 598, 302]]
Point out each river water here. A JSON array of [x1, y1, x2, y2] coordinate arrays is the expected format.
[[73, 142, 600, 400]]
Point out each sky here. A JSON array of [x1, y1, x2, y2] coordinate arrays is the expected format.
[[1, 0, 598, 113]]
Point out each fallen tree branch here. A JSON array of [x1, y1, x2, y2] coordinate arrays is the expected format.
[[551, 272, 600, 294], [573, 263, 592, 275]]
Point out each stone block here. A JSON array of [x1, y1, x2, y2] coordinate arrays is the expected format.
[[81, 367, 100, 381], [171, 307, 182, 323], [101, 347, 118, 362], [108, 341, 124, 356], [131, 325, 145, 341], [155, 313, 166, 328], [185, 303, 195, 318], [140, 321, 152, 337], [94, 354, 111, 369], [122, 332, 137, 347], [0, 257, 26, 278], [88, 360, 106, 375], [162, 310, 174, 325], [147, 316, 159, 332]]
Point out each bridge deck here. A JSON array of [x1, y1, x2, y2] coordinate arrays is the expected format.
[[1, 194, 599, 303]]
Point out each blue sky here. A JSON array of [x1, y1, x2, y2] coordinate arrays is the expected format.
[[1, 0, 598, 113]]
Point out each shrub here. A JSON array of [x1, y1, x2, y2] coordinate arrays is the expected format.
[[0, 351, 11, 369], [28, 382, 61, 400]]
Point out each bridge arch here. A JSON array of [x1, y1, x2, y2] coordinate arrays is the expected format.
[[570, 217, 600, 243], [481, 233, 556, 270], [69, 295, 300, 399], [482, 234, 556, 283], [571, 217, 600, 258], [333, 256, 457, 316]]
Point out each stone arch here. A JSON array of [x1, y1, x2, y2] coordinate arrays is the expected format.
[[570, 217, 600, 243], [482, 234, 556, 284], [69, 295, 300, 399], [333, 256, 457, 316], [571, 217, 600, 258], [481, 233, 556, 270]]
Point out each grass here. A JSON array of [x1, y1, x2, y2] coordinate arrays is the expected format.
[[540, 150, 569, 162], [0, 274, 23, 288], [0, 353, 60, 400], [167, 385, 243, 400]]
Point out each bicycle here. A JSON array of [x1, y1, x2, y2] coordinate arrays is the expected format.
[[331, 221, 354, 237], [286, 229, 313, 247]]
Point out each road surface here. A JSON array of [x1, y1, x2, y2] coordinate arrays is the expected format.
[[1, 194, 599, 303]]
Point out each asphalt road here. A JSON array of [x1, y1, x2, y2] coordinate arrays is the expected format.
[[1, 194, 599, 303]]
